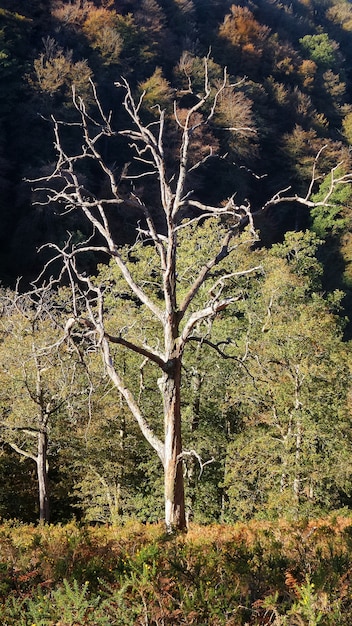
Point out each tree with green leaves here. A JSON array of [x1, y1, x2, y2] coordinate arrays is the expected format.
[[299, 33, 340, 70], [0, 289, 86, 523], [224, 231, 352, 520], [66, 346, 159, 525]]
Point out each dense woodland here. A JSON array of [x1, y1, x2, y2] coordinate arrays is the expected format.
[[1, 0, 352, 532]]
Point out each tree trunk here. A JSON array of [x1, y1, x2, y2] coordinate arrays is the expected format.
[[37, 430, 49, 523], [292, 420, 303, 514], [161, 360, 187, 532], [186, 366, 203, 521]]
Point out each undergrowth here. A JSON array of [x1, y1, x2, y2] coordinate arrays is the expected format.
[[0, 516, 351, 624]]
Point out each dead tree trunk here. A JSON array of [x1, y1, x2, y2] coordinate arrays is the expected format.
[[160, 359, 186, 531]]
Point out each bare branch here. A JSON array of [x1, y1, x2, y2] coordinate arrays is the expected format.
[[101, 337, 164, 463], [261, 149, 352, 212], [185, 336, 236, 358], [7, 441, 37, 463], [89, 326, 167, 370], [178, 222, 242, 319], [180, 295, 242, 345], [0, 423, 40, 437], [209, 265, 262, 297], [177, 449, 215, 480]]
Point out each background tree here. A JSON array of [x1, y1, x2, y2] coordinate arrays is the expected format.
[[0, 289, 86, 522], [223, 231, 352, 520], [31, 37, 93, 106], [67, 346, 161, 525], [218, 5, 271, 75], [299, 33, 340, 70]]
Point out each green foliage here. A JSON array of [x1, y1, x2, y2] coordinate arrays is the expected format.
[[311, 166, 352, 238], [299, 33, 339, 68], [71, 400, 162, 525], [138, 67, 173, 113], [0, 290, 90, 522], [289, 576, 324, 625], [26, 579, 100, 626], [271, 230, 323, 284], [224, 231, 352, 521]]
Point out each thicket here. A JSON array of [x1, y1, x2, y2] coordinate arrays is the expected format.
[[1, 517, 352, 624]]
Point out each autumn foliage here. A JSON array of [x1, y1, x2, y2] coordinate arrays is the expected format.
[[0, 518, 352, 624]]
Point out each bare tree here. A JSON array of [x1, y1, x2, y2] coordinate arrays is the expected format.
[[32, 58, 352, 531]]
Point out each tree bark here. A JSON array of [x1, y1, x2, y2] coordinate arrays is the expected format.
[[37, 430, 49, 523], [293, 420, 302, 506], [160, 359, 186, 532]]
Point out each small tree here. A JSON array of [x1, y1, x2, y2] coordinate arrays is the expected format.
[[34, 58, 352, 531], [0, 288, 84, 523]]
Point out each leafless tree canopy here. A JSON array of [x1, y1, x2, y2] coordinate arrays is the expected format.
[[32, 57, 352, 530]]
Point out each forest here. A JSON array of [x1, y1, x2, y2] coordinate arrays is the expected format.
[[2, 0, 352, 623]]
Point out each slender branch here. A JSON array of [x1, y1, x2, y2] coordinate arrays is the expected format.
[[180, 295, 242, 345], [208, 265, 263, 297], [78, 319, 166, 369], [177, 449, 215, 480], [0, 423, 40, 437], [7, 441, 37, 463], [185, 336, 236, 358], [172, 59, 228, 218], [101, 337, 164, 463], [262, 156, 352, 212], [178, 223, 240, 318]]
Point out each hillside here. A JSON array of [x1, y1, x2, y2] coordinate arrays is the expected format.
[[1, 0, 352, 284]]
